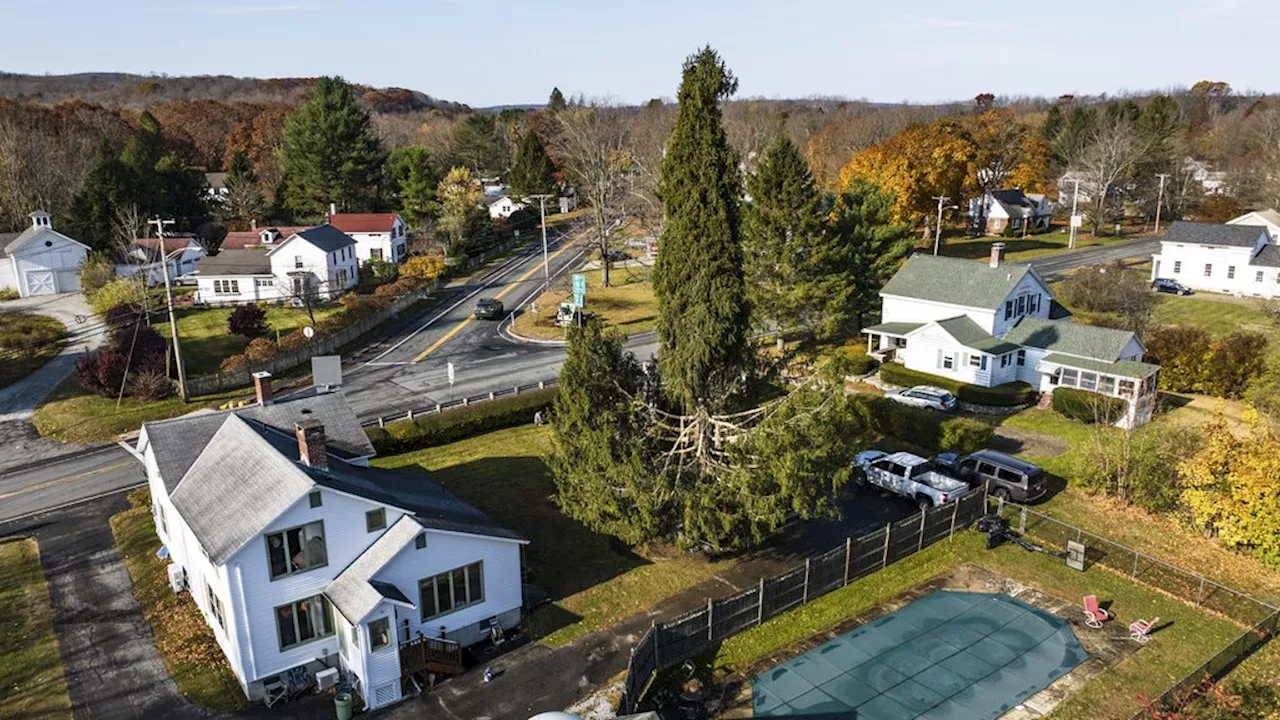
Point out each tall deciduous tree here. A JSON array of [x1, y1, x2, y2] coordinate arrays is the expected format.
[[220, 150, 267, 230], [436, 166, 488, 257], [557, 104, 630, 287], [387, 146, 440, 228], [654, 47, 751, 411], [831, 179, 914, 329], [838, 119, 976, 224], [743, 136, 852, 342], [507, 130, 557, 198], [1076, 115, 1151, 234], [280, 76, 386, 216]]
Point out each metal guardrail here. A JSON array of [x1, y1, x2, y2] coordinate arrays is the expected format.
[[361, 379, 559, 428]]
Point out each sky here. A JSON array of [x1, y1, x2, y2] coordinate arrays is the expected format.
[[2, 0, 1280, 108]]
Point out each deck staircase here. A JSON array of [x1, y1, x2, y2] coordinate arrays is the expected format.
[[400, 636, 465, 677]]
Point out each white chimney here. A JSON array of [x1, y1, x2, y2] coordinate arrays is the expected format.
[[329, 202, 337, 217], [989, 242, 1006, 268]]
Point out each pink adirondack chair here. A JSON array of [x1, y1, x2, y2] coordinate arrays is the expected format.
[[1083, 595, 1111, 629], [1129, 617, 1159, 644]]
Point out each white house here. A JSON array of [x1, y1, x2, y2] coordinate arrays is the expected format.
[[195, 225, 359, 305], [206, 172, 229, 204], [1149, 220, 1280, 297], [135, 376, 526, 711], [117, 237, 206, 286], [0, 211, 90, 297], [328, 213, 408, 264], [968, 190, 1052, 236], [1227, 209, 1280, 241], [864, 246, 1159, 427], [487, 195, 527, 220]]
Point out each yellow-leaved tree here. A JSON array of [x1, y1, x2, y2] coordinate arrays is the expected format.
[[837, 119, 977, 224], [1179, 409, 1280, 566]]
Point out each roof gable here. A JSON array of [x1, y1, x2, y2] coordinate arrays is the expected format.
[[325, 515, 422, 624], [1161, 221, 1266, 248], [934, 316, 1021, 355], [880, 254, 1044, 310], [5, 227, 90, 256], [265, 224, 356, 256], [1003, 317, 1138, 361]]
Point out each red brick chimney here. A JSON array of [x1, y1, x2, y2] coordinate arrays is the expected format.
[[295, 421, 328, 470], [990, 242, 1006, 268], [252, 371, 273, 406]]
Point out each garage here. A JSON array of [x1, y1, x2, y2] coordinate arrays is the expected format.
[[2, 210, 90, 298], [25, 271, 56, 295]]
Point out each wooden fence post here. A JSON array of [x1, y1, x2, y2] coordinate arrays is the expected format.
[[514, 386, 520, 395], [1133, 552, 1140, 577], [843, 537, 852, 586], [407, 409, 414, 421], [652, 621, 660, 669], [378, 416, 385, 428], [1197, 577, 1206, 606], [757, 577, 765, 625], [539, 380, 545, 390], [881, 522, 892, 568], [802, 558, 811, 604]]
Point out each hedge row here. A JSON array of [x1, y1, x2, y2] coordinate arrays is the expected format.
[[365, 387, 557, 454], [878, 363, 1036, 407], [854, 396, 994, 454], [1051, 386, 1127, 424]]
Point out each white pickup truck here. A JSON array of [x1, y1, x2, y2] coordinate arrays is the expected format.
[[854, 450, 969, 509]]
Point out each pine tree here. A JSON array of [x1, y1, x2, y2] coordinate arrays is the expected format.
[[653, 46, 750, 411], [549, 319, 663, 544], [547, 87, 567, 113], [743, 136, 852, 342], [508, 130, 557, 198], [65, 139, 136, 253], [220, 151, 267, 230], [831, 179, 914, 329], [449, 114, 505, 174], [281, 76, 386, 216], [387, 146, 439, 227]]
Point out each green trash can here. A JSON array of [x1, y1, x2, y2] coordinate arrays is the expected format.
[[334, 692, 353, 720]]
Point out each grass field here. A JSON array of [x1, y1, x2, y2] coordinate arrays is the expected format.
[[372, 424, 729, 646], [0, 311, 66, 390], [153, 304, 342, 376], [937, 226, 1142, 264], [31, 376, 244, 443], [110, 490, 248, 712], [509, 265, 656, 341], [0, 538, 71, 720]]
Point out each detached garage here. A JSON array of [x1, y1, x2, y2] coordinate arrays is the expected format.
[[2, 211, 90, 297]]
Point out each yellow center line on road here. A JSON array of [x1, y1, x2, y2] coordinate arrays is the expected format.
[[0, 461, 133, 501], [411, 237, 582, 364]]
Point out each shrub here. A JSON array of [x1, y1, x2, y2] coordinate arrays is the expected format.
[[80, 255, 116, 299], [852, 395, 945, 451], [75, 348, 130, 397], [1144, 325, 1211, 392], [0, 288, 19, 301], [368, 388, 557, 454], [1202, 331, 1268, 399], [242, 337, 277, 363], [877, 363, 1036, 407], [360, 258, 399, 288], [1051, 387, 1127, 424], [401, 255, 446, 282], [227, 304, 270, 338], [128, 370, 174, 401], [1056, 262, 1155, 335], [828, 345, 878, 376], [89, 278, 145, 316], [938, 417, 994, 454], [1075, 422, 1194, 513], [339, 293, 388, 319], [1146, 326, 1266, 398]]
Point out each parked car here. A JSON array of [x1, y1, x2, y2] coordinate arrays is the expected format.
[[1151, 278, 1193, 296], [888, 386, 958, 412], [934, 449, 1047, 502], [854, 450, 968, 509], [474, 298, 505, 319]]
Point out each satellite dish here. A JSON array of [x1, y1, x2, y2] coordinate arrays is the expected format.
[[303, 326, 315, 339]]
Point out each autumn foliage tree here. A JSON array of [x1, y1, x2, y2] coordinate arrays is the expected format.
[[838, 119, 976, 224]]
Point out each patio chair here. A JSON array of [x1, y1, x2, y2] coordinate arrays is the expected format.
[[1083, 595, 1111, 629], [1129, 617, 1159, 644], [262, 679, 287, 708]]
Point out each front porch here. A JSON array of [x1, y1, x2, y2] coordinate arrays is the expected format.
[[1039, 353, 1160, 428], [862, 322, 921, 363]]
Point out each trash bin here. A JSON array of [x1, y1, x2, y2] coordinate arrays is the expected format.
[[334, 692, 353, 720]]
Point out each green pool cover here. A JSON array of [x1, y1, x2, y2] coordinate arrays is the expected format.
[[751, 591, 1087, 719]]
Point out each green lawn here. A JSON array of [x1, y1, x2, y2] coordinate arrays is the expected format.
[[937, 226, 1144, 264], [0, 538, 71, 720], [511, 266, 656, 340], [110, 490, 248, 712], [153, 304, 342, 376], [0, 311, 66, 390], [372, 424, 729, 646], [1152, 292, 1280, 360], [32, 376, 245, 444]]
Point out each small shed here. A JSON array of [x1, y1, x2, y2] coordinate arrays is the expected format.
[[3, 211, 90, 297]]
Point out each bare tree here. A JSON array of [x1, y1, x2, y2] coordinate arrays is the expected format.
[[1075, 116, 1152, 234], [0, 116, 97, 229], [623, 102, 674, 238], [556, 103, 630, 287]]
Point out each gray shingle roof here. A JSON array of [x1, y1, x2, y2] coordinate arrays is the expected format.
[[989, 190, 1043, 219], [935, 316, 1021, 355], [294, 224, 356, 252], [862, 322, 924, 337], [195, 248, 271, 276], [1161, 221, 1267, 249], [1252, 244, 1280, 268], [880, 254, 1039, 310], [1002, 317, 1138, 362], [1039, 353, 1160, 379], [325, 516, 423, 624]]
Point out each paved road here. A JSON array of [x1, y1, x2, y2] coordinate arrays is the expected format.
[[0, 446, 143, 525], [1027, 237, 1160, 279]]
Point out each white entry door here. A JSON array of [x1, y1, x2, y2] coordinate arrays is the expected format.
[[25, 270, 55, 295]]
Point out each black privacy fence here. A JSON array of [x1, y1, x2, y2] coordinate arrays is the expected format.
[[618, 490, 988, 714]]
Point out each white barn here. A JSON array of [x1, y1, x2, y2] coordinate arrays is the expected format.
[[1, 211, 90, 296]]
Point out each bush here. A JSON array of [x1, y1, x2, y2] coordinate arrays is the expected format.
[[853, 395, 946, 452], [938, 417, 994, 454], [75, 348, 130, 397], [1051, 387, 1128, 424], [360, 258, 399, 288], [877, 363, 1036, 407], [1202, 331, 1268, 399], [227, 304, 270, 338], [401, 255, 445, 282], [89, 278, 145, 316], [0, 288, 18, 301], [368, 388, 557, 454], [128, 370, 173, 401], [1055, 262, 1155, 334], [80, 255, 116, 299], [828, 345, 878, 376], [1146, 326, 1266, 398], [1075, 422, 1194, 513]]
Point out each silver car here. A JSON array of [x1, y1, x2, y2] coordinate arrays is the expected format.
[[889, 385, 958, 412]]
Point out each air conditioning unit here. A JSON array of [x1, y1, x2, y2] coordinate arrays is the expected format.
[[315, 667, 340, 693], [167, 564, 187, 593]]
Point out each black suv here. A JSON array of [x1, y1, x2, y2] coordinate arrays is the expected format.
[[934, 449, 1046, 502], [474, 298, 504, 320]]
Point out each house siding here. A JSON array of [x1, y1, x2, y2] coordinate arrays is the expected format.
[[1152, 240, 1280, 297], [12, 232, 87, 296], [195, 275, 280, 305], [880, 296, 998, 333]]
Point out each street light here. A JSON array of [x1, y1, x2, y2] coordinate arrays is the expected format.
[[525, 193, 554, 289]]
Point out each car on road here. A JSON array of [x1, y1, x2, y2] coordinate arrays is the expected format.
[[1151, 278, 1193, 296], [888, 386, 958, 412], [854, 450, 968, 509], [474, 298, 505, 320], [933, 449, 1047, 502]]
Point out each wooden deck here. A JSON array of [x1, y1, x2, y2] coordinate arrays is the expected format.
[[400, 636, 465, 676]]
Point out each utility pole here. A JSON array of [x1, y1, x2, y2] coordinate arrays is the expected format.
[[526, 194, 554, 288], [150, 217, 188, 401], [932, 195, 951, 256], [1154, 173, 1170, 233], [1068, 179, 1081, 250]]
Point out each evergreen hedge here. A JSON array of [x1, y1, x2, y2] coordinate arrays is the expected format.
[[1051, 387, 1127, 424], [878, 363, 1036, 407], [365, 387, 556, 454], [854, 396, 994, 454]]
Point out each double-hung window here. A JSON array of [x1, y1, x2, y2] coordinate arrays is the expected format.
[[294, 255, 304, 269], [206, 580, 225, 630], [369, 617, 391, 651], [1173, 261, 1182, 274], [265, 521, 327, 580], [1258, 271, 1265, 283], [1005, 300, 1013, 320], [1228, 266, 1236, 280], [419, 562, 484, 621], [1205, 263, 1213, 277], [941, 352, 955, 370], [276, 594, 334, 650], [213, 279, 239, 295], [1079, 371, 1098, 391], [1016, 349, 1026, 367]]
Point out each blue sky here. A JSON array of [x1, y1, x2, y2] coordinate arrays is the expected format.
[[2, 0, 1278, 107]]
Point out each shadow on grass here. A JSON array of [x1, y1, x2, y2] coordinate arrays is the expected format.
[[940, 237, 1064, 260]]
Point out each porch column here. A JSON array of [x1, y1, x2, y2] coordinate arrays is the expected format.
[[867, 334, 873, 354]]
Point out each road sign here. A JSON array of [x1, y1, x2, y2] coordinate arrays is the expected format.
[[446, 361, 455, 386], [303, 326, 315, 339], [571, 273, 586, 307], [1069, 214, 1083, 228]]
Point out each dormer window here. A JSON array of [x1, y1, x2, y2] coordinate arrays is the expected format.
[[261, 229, 280, 244]]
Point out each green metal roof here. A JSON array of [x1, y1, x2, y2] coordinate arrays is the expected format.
[[862, 322, 924, 337], [1002, 317, 1137, 361], [935, 316, 1022, 355], [879, 254, 1037, 310], [1039, 353, 1160, 379]]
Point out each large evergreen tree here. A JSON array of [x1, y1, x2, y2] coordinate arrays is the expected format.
[[449, 114, 506, 174], [65, 140, 135, 253], [281, 76, 386, 216], [547, 87, 567, 113], [387, 146, 440, 228], [508, 130, 557, 198], [653, 46, 751, 411], [831, 179, 914, 329], [743, 136, 852, 342]]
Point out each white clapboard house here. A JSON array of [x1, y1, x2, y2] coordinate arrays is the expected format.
[[194, 224, 359, 305], [136, 374, 526, 711], [328, 213, 409, 264], [863, 245, 1160, 427], [1149, 219, 1280, 298]]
